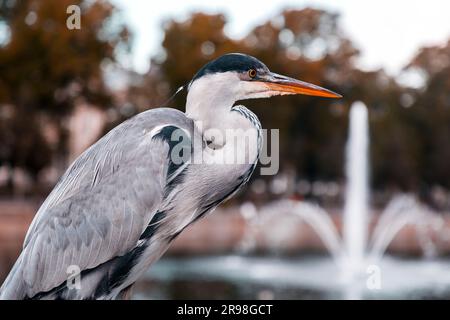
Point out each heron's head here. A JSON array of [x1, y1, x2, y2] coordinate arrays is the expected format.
[[187, 53, 341, 108]]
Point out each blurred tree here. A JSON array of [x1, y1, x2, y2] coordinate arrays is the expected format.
[[404, 40, 450, 190], [2, 3, 449, 199], [0, 0, 129, 194], [155, 13, 241, 108]]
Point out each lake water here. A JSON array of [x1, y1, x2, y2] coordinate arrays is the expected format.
[[133, 254, 450, 300]]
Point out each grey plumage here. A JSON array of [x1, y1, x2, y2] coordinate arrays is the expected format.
[[0, 106, 260, 299], [0, 53, 339, 300], [0, 109, 184, 298]]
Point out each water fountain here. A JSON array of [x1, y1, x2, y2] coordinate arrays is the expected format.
[[343, 102, 369, 272], [137, 102, 450, 300], [246, 103, 429, 275]]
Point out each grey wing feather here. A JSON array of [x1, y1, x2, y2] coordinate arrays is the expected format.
[[1, 108, 192, 298]]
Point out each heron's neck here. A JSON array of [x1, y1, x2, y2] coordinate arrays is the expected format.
[[186, 97, 235, 134], [186, 74, 242, 138], [185, 74, 238, 134], [185, 74, 262, 149]]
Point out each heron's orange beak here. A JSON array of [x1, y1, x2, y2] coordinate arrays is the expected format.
[[261, 72, 342, 98]]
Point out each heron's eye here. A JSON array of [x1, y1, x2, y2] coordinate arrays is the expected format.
[[248, 68, 257, 79]]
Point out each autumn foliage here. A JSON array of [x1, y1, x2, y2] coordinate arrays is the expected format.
[[1, 2, 450, 204]]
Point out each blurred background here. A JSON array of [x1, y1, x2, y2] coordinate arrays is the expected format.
[[1, 0, 450, 299]]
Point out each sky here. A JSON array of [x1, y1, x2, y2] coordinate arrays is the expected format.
[[112, 0, 450, 76]]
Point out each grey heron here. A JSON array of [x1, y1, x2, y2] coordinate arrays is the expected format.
[[0, 53, 341, 299]]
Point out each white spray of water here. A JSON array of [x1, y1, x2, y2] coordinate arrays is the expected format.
[[343, 102, 369, 268], [238, 101, 432, 286]]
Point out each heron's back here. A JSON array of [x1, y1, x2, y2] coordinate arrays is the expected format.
[[0, 107, 194, 299]]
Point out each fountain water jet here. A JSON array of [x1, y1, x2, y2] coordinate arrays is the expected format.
[[241, 102, 431, 282], [342, 102, 369, 271], [139, 101, 449, 300]]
